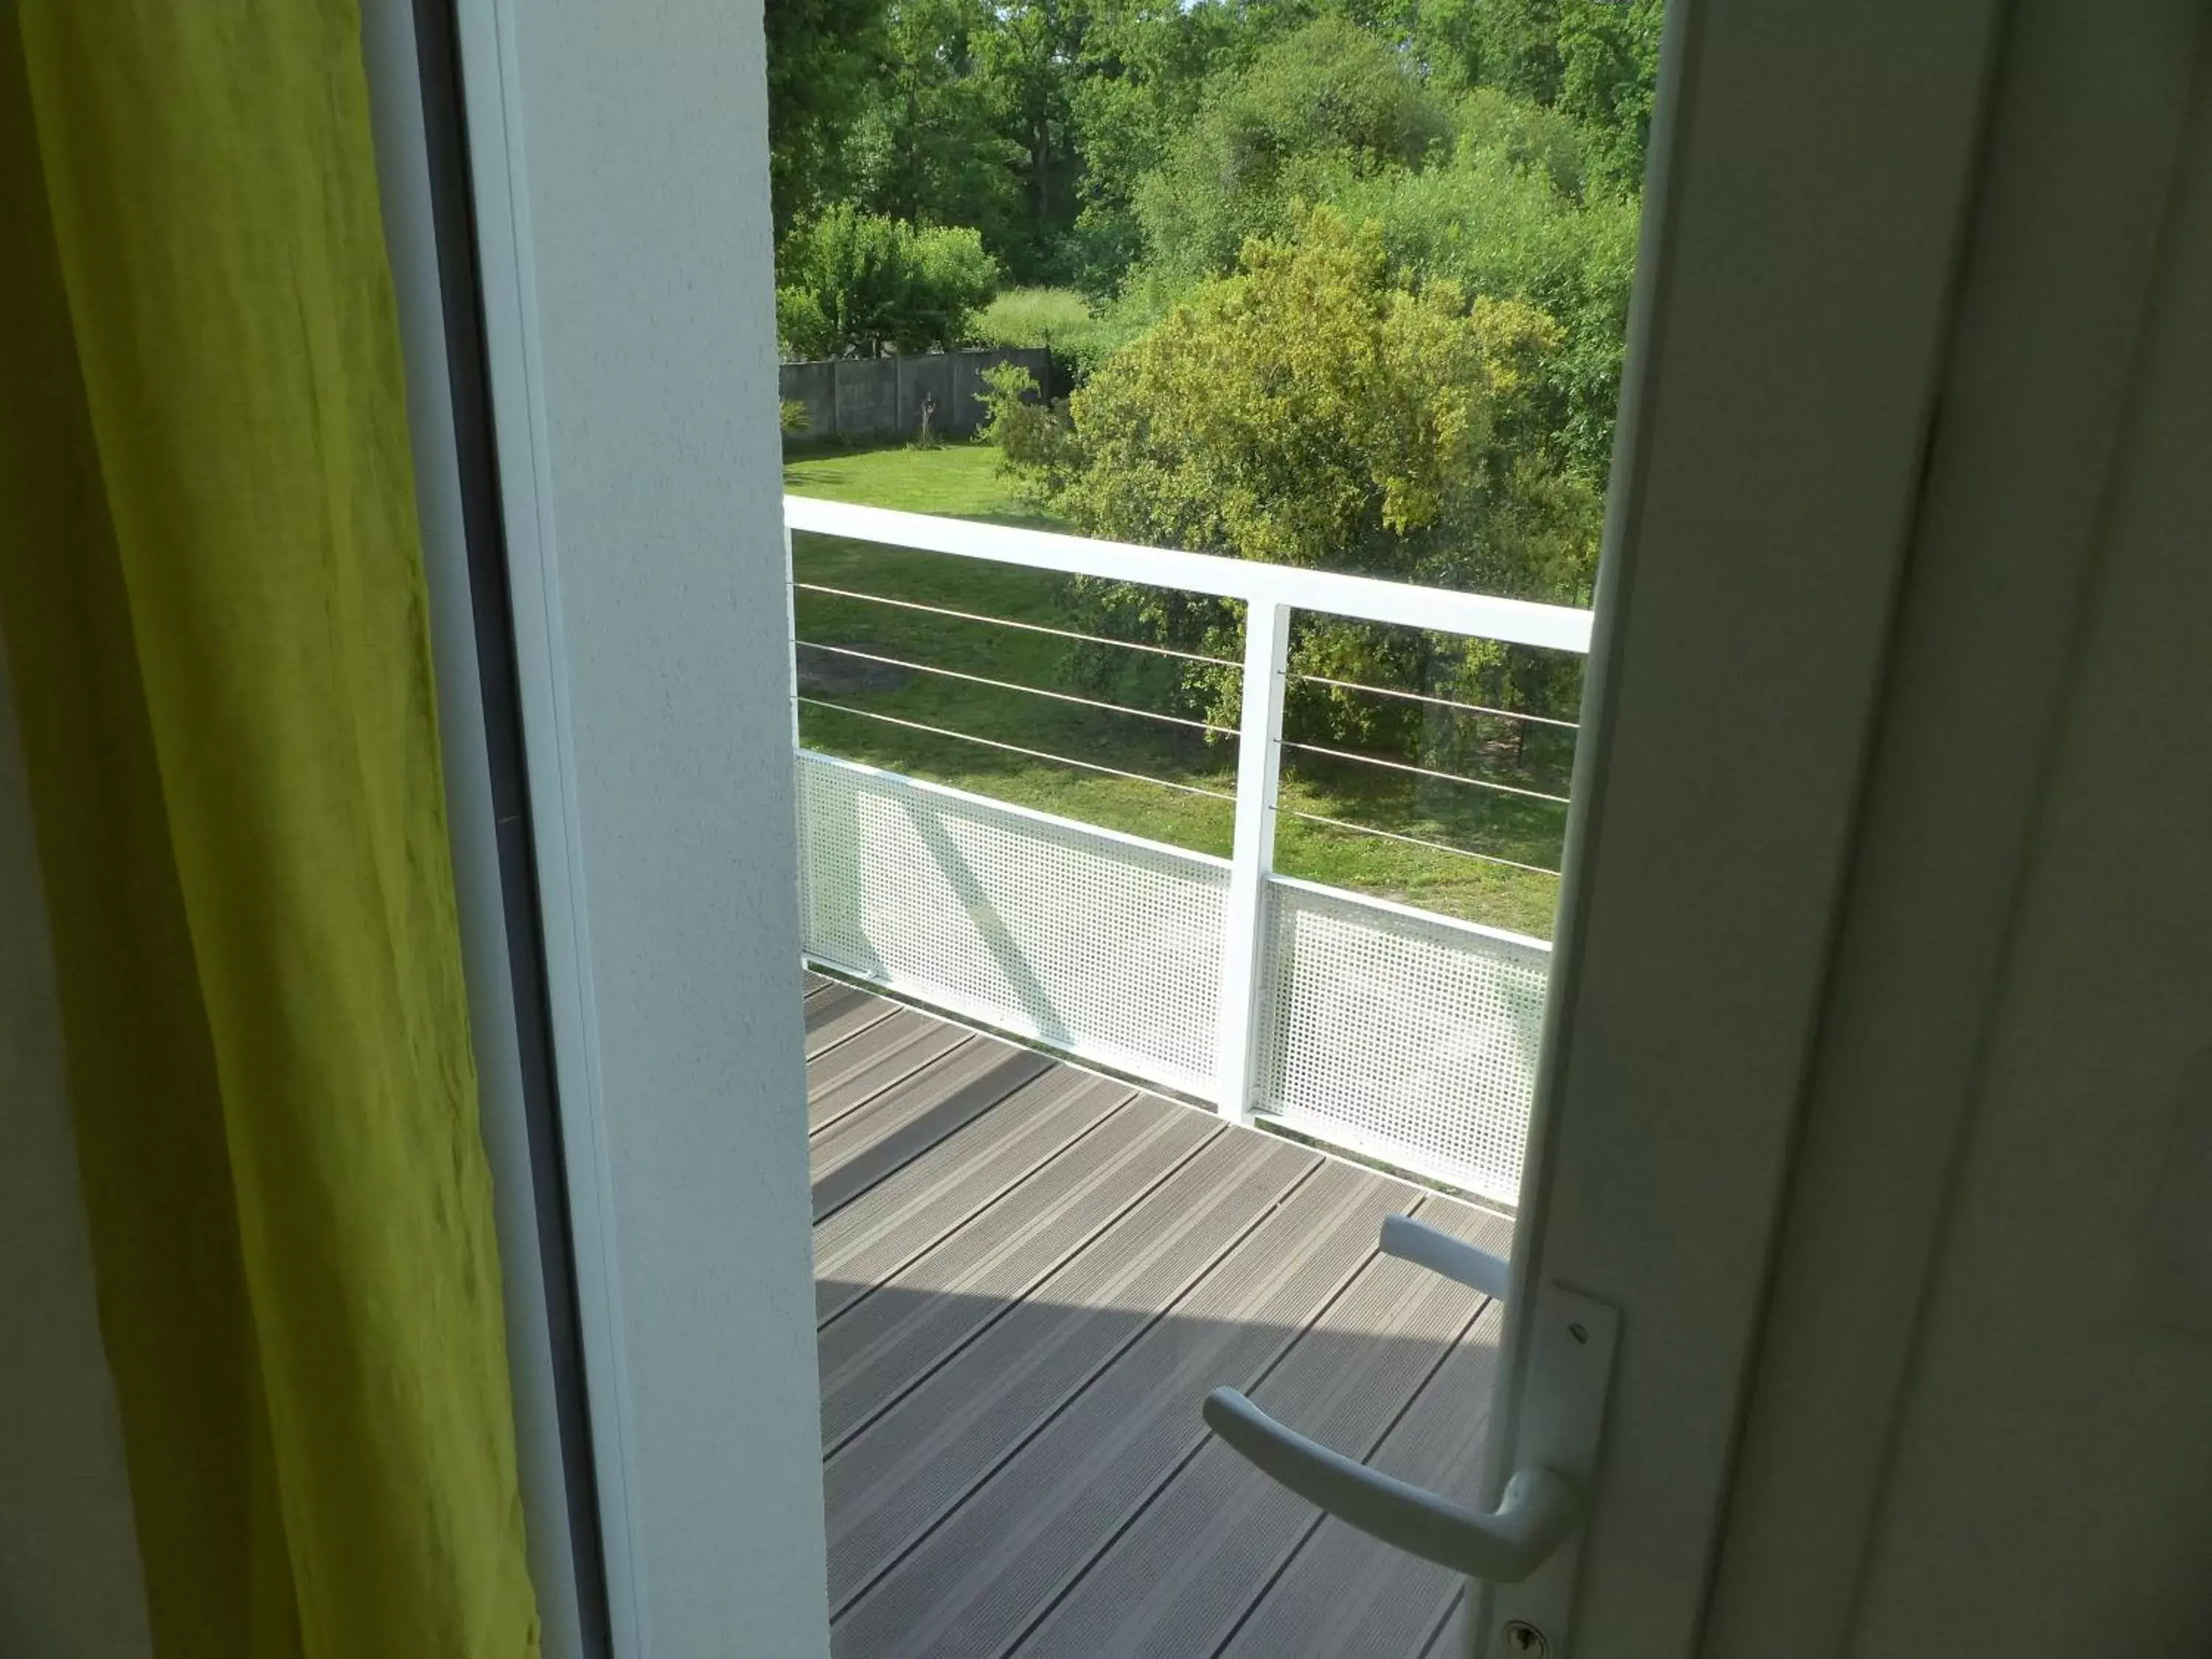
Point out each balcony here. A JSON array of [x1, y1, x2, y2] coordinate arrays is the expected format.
[[789, 497, 1585, 1656]]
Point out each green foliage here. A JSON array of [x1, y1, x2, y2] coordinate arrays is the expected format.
[[975, 361, 1078, 507], [1001, 209, 1596, 745], [1552, 0, 1664, 195], [841, 0, 1028, 255], [1329, 106, 1642, 476], [1102, 23, 1641, 479], [1416, 0, 1662, 192], [765, 0, 1663, 294], [1132, 18, 1452, 288], [971, 286, 1096, 349], [776, 206, 999, 358], [1054, 210, 1523, 566], [779, 397, 811, 436], [762, 0, 890, 236]]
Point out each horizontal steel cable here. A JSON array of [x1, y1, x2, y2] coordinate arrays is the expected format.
[[795, 697, 1238, 801], [796, 583, 1579, 733], [1278, 806, 1562, 878], [1292, 671, 1580, 730], [1281, 740, 1573, 805], [793, 640, 1236, 736], [793, 581, 1239, 667]]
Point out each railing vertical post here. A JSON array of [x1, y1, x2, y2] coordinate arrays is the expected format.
[[784, 520, 801, 751], [1214, 601, 1291, 1125]]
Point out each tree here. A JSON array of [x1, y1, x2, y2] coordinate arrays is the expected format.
[[1410, 0, 1662, 192], [1554, 0, 1663, 194], [835, 0, 1027, 253], [776, 208, 999, 358], [1131, 17, 1452, 287], [763, 0, 891, 237], [1063, 0, 1292, 291], [971, 0, 1096, 280]]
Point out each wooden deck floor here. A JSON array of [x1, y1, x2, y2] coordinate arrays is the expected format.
[[804, 973, 1513, 1659]]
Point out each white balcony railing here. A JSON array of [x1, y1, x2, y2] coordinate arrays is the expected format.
[[785, 495, 1592, 1203]]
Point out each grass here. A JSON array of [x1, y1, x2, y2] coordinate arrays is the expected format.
[[783, 438, 1570, 938], [784, 442, 1050, 522]]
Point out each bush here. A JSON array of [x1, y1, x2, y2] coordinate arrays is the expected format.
[[779, 397, 811, 436], [999, 209, 1596, 745], [1329, 136, 1641, 480], [776, 206, 998, 358], [974, 362, 1072, 479]]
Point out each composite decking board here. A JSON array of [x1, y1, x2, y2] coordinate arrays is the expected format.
[[806, 984, 908, 1062], [804, 969, 832, 994], [804, 987, 1514, 1659], [1416, 1589, 1467, 1659], [813, 1071, 1135, 1326], [1218, 1300, 1507, 1659], [812, 1040, 1055, 1221], [822, 1132, 1321, 1615], [816, 1096, 1221, 1451], [807, 1012, 973, 1133], [831, 1160, 1412, 1659], [1010, 1197, 1506, 1659], [807, 1006, 962, 1103]]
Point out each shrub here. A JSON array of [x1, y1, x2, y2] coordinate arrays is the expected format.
[[974, 362, 1073, 487], [1001, 209, 1597, 745]]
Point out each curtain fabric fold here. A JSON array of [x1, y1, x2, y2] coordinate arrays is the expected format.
[[0, 4, 540, 1654]]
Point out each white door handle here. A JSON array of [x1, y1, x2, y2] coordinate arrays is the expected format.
[[1202, 1387, 1582, 1582], [1380, 1211, 1512, 1299], [1202, 1213, 1620, 1654]]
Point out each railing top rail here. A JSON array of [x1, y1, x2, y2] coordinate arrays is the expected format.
[[785, 496, 1593, 655]]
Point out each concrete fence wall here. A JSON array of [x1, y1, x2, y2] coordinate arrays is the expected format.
[[779, 348, 1053, 442]]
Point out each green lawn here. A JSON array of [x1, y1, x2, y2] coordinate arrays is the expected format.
[[784, 439, 1570, 938]]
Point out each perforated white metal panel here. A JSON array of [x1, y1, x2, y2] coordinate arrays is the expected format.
[[797, 751, 1228, 1094], [1256, 876, 1551, 1203]]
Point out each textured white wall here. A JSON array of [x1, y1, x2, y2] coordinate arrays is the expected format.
[[0, 654, 153, 1659]]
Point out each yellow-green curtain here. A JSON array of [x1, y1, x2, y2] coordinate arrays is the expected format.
[[0, 4, 540, 1655]]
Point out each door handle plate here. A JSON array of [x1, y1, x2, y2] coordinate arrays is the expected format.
[[1472, 1281, 1619, 1659]]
